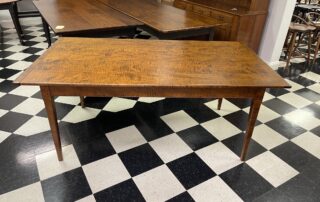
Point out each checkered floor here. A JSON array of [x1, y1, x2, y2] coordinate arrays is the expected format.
[[1, 16, 320, 202]]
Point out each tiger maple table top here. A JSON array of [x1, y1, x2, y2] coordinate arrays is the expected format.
[[15, 37, 289, 90]]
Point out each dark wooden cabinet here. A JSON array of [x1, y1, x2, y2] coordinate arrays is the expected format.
[[173, 0, 270, 52]]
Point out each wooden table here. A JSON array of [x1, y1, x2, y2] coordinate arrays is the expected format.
[[98, 0, 224, 40], [33, 0, 143, 46], [0, 0, 24, 44], [15, 38, 289, 161]]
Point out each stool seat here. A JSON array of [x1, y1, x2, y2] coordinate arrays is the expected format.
[[290, 23, 316, 32]]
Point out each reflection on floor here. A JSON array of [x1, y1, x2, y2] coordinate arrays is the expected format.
[[0, 17, 320, 202]]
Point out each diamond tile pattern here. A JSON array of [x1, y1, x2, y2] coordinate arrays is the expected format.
[[0, 17, 320, 202]]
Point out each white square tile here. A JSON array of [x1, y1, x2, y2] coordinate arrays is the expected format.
[[300, 71, 320, 82], [161, 110, 198, 132], [243, 105, 280, 123], [103, 97, 136, 112], [6, 52, 32, 61], [106, 125, 147, 153], [0, 182, 44, 202], [205, 99, 240, 116], [285, 79, 304, 92], [263, 92, 275, 102], [284, 110, 320, 130], [196, 142, 241, 174], [150, 133, 193, 163], [36, 144, 81, 180], [188, 176, 243, 202], [62, 106, 100, 123], [55, 96, 81, 105], [5, 45, 28, 52], [307, 83, 320, 94], [12, 98, 44, 115], [252, 125, 288, 150], [7, 71, 23, 81], [201, 117, 241, 140], [9, 85, 40, 97], [138, 97, 165, 103], [133, 165, 185, 202], [15, 116, 50, 136], [278, 93, 312, 109], [83, 155, 130, 193], [292, 132, 320, 159], [6, 61, 32, 71], [247, 151, 298, 187], [0, 130, 11, 143]]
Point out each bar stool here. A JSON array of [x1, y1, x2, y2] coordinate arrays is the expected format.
[[306, 12, 320, 65], [284, 15, 316, 73]]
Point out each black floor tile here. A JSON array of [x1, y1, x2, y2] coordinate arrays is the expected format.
[[82, 97, 111, 109], [37, 102, 74, 120], [220, 164, 273, 202], [166, 192, 195, 202], [41, 168, 92, 202], [0, 69, 20, 79], [224, 110, 261, 131], [266, 117, 307, 139], [23, 55, 40, 62], [119, 144, 163, 177], [0, 59, 17, 68], [263, 98, 296, 115], [266, 88, 290, 97], [0, 51, 15, 58], [294, 88, 320, 102], [253, 189, 294, 202], [227, 98, 252, 109], [289, 76, 316, 87], [22, 47, 43, 54], [311, 125, 320, 136], [301, 103, 320, 119], [0, 80, 19, 93], [167, 153, 216, 189], [0, 111, 31, 132], [0, 94, 27, 110], [222, 133, 266, 160], [177, 125, 218, 151], [94, 179, 145, 202], [184, 103, 220, 123]]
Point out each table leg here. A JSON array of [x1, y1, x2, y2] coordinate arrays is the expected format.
[[217, 98, 222, 110], [240, 90, 264, 161], [41, 86, 63, 161], [80, 96, 85, 108], [41, 17, 51, 47], [9, 2, 24, 45]]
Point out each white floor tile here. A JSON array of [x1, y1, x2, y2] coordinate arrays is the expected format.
[[247, 151, 298, 187], [12, 98, 44, 115], [55, 96, 81, 105], [138, 97, 165, 103], [15, 116, 50, 136], [262, 92, 275, 102], [133, 165, 185, 202], [62, 106, 100, 123], [0, 130, 11, 143], [161, 110, 198, 132], [150, 133, 193, 163], [278, 93, 312, 109], [196, 142, 241, 174], [83, 155, 131, 193], [243, 105, 280, 123], [205, 99, 240, 116], [103, 97, 136, 112], [0, 182, 44, 202], [307, 83, 320, 94], [36, 144, 81, 180], [300, 71, 320, 82], [292, 132, 320, 159], [9, 85, 40, 97], [106, 125, 147, 153], [285, 79, 304, 92], [252, 125, 288, 150], [5, 45, 28, 52], [7, 71, 23, 81], [188, 176, 243, 202], [6, 53, 31, 61], [201, 117, 241, 140], [284, 110, 320, 130]]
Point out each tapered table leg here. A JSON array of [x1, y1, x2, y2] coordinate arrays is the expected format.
[[240, 90, 264, 161], [41, 86, 63, 161]]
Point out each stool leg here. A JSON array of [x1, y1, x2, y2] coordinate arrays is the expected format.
[[307, 31, 312, 66], [285, 32, 297, 74], [313, 37, 320, 65]]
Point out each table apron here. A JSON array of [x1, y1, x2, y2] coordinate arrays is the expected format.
[[46, 86, 266, 99]]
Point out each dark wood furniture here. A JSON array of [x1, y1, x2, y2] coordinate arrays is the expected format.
[[0, 0, 24, 44], [173, 0, 270, 52], [15, 38, 289, 162], [33, 0, 143, 46], [17, 0, 40, 18], [98, 0, 224, 40]]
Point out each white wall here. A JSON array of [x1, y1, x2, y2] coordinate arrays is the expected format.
[[259, 0, 296, 68]]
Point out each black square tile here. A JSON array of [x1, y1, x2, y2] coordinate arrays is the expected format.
[[228, 98, 252, 109], [263, 98, 296, 115], [41, 168, 92, 202], [166, 192, 195, 202], [94, 179, 145, 202], [0, 111, 31, 132], [0, 80, 19, 93], [266, 88, 290, 97], [184, 104, 220, 123], [290, 76, 316, 87], [311, 125, 320, 136], [82, 97, 111, 109], [271, 141, 319, 173], [0, 51, 15, 58], [0, 69, 20, 79], [23, 41, 38, 46], [23, 55, 40, 62], [300, 160, 320, 186], [167, 153, 216, 189], [31, 91, 42, 99], [22, 47, 43, 54], [0, 59, 17, 68], [253, 189, 294, 202], [0, 94, 27, 110], [224, 110, 261, 131], [294, 88, 320, 102], [278, 174, 320, 202], [266, 117, 306, 139], [220, 164, 273, 202], [177, 125, 218, 151], [37, 102, 74, 120], [301, 103, 320, 119], [119, 144, 163, 176], [0, 44, 13, 50], [222, 133, 266, 160]]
